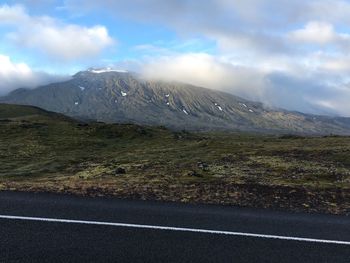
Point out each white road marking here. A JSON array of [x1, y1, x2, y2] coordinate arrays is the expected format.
[[0, 214, 349, 245]]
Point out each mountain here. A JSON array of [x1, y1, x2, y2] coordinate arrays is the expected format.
[[1, 68, 350, 134]]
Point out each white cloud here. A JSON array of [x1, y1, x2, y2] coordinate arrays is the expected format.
[[288, 21, 336, 45], [288, 21, 350, 50], [0, 4, 114, 60], [0, 4, 27, 23], [0, 54, 68, 95], [62, 0, 350, 44], [322, 57, 350, 73], [140, 53, 266, 101]]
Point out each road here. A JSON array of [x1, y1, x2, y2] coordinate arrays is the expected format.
[[0, 191, 349, 262]]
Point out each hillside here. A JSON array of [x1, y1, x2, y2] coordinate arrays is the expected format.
[[1, 69, 350, 134], [0, 103, 74, 122], [0, 103, 349, 214]]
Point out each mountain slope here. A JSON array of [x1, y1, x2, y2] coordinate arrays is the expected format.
[[0, 103, 74, 122], [1, 69, 350, 134]]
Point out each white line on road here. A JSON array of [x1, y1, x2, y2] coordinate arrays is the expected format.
[[1, 214, 349, 246]]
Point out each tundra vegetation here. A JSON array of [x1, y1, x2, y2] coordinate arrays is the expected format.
[[1, 104, 349, 214]]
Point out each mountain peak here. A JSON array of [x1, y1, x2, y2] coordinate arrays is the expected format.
[[87, 67, 128, 74], [72, 67, 129, 78]]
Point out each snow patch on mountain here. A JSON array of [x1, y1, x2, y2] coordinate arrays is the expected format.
[[89, 67, 128, 74]]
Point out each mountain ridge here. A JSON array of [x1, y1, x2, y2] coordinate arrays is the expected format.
[[1, 69, 350, 135]]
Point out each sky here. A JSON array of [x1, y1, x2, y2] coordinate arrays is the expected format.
[[1, 0, 350, 116]]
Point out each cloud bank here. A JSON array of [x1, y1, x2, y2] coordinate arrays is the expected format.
[[131, 53, 349, 116], [0, 54, 68, 96]]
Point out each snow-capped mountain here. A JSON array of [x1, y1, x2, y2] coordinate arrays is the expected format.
[[1, 69, 350, 134]]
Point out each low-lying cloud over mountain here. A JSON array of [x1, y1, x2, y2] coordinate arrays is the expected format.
[[117, 53, 350, 117], [0, 54, 69, 95]]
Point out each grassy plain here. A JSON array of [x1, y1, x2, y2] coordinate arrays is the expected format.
[[1, 104, 349, 214]]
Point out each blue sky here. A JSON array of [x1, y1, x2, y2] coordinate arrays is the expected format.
[[1, 0, 350, 116]]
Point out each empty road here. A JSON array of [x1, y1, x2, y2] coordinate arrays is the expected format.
[[0, 191, 349, 262]]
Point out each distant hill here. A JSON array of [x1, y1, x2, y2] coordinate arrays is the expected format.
[[0, 103, 74, 122], [1, 68, 350, 135]]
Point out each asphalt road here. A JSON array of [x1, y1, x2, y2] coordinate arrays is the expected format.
[[0, 191, 349, 262]]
